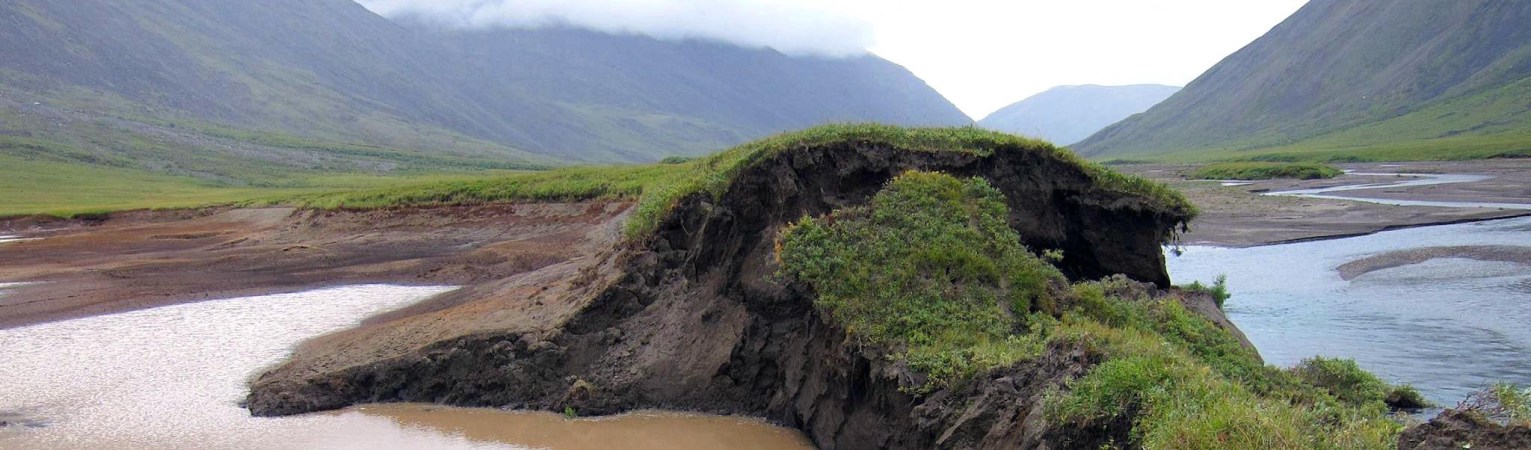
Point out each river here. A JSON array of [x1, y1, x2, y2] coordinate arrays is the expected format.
[[0, 284, 812, 450], [1169, 216, 1531, 405], [1265, 172, 1531, 210]]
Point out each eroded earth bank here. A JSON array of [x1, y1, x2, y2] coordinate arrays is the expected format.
[[241, 137, 1207, 449], [4, 128, 1513, 449]]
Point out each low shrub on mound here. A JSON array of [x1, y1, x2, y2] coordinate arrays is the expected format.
[[777, 171, 1064, 388], [778, 170, 1404, 449], [1189, 161, 1343, 180]]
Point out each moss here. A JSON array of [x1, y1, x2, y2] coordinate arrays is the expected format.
[[1188, 162, 1343, 180]]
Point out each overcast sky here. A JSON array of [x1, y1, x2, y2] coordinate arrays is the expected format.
[[358, 0, 1309, 119]]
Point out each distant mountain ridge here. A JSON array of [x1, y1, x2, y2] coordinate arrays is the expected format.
[[978, 84, 1177, 146], [1075, 0, 1531, 160], [0, 0, 968, 184]]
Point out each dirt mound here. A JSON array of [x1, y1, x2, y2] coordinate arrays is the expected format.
[[1398, 409, 1531, 450], [245, 141, 1197, 448]]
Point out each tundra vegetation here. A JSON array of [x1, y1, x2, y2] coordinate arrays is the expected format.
[[778, 170, 1407, 449], [1188, 161, 1344, 180]]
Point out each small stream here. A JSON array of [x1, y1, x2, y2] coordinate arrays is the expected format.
[[0, 285, 812, 450], [1168, 216, 1531, 405]]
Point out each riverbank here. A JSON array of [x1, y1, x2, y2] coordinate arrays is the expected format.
[[1117, 159, 1531, 247], [0, 202, 630, 328]]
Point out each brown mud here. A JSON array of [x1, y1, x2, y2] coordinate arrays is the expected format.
[[1118, 160, 1531, 247], [0, 202, 630, 329], [1397, 409, 1531, 450]]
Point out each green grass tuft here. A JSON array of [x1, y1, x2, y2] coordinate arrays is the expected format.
[[1189, 162, 1343, 180], [1181, 274, 1232, 309], [776, 170, 1064, 389]]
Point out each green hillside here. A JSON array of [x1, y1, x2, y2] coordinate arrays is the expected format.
[[0, 0, 969, 185], [1074, 0, 1531, 162]]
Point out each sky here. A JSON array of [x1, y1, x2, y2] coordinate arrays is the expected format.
[[357, 0, 1310, 119]]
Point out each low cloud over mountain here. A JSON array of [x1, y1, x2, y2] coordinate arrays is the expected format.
[[357, 0, 874, 56]]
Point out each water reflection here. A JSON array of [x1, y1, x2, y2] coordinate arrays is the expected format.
[[1169, 216, 1531, 404]]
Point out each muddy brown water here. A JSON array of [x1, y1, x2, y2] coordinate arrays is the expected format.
[[0, 284, 812, 450]]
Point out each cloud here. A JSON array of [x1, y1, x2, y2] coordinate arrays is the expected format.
[[356, 0, 874, 57]]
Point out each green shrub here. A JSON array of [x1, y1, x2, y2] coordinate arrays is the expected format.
[[776, 171, 1064, 389], [1189, 162, 1343, 180], [1182, 274, 1232, 308], [766, 161, 1399, 449], [1384, 385, 1430, 409], [1289, 357, 1390, 408]]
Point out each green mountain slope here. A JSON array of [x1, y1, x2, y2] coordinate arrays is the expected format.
[[1074, 0, 1531, 161], [978, 84, 1178, 146], [0, 0, 969, 185]]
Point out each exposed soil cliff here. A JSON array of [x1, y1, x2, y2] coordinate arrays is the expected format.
[[245, 140, 1204, 448]]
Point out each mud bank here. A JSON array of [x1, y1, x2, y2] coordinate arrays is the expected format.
[[0, 203, 629, 328], [245, 140, 1213, 449], [1118, 160, 1531, 247]]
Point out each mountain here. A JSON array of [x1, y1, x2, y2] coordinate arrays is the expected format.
[[1074, 0, 1531, 160], [0, 0, 968, 185], [978, 84, 1178, 146]]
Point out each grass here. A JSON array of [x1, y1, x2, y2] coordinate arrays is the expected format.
[[4, 124, 1192, 242], [1048, 289, 1407, 449], [1099, 131, 1531, 165], [275, 124, 1195, 239], [1188, 162, 1343, 180], [1081, 68, 1531, 164], [1181, 274, 1232, 308], [0, 153, 530, 218], [774, 170, 1404, 448], [776, 171, 1064, 389]]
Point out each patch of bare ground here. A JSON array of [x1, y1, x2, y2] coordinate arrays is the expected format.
[[0, 202, 632, 329], [1337, 245, 1531, 280], [1117, 160, 1531, 247]]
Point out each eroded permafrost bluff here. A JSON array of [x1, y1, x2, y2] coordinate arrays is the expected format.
[[246, 125, 1407, 449]]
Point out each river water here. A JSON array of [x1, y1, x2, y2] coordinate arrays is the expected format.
[[0, 285, 812, 450], [1266, 172, 1531, 210], [1168, 216, 1531, 405]]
